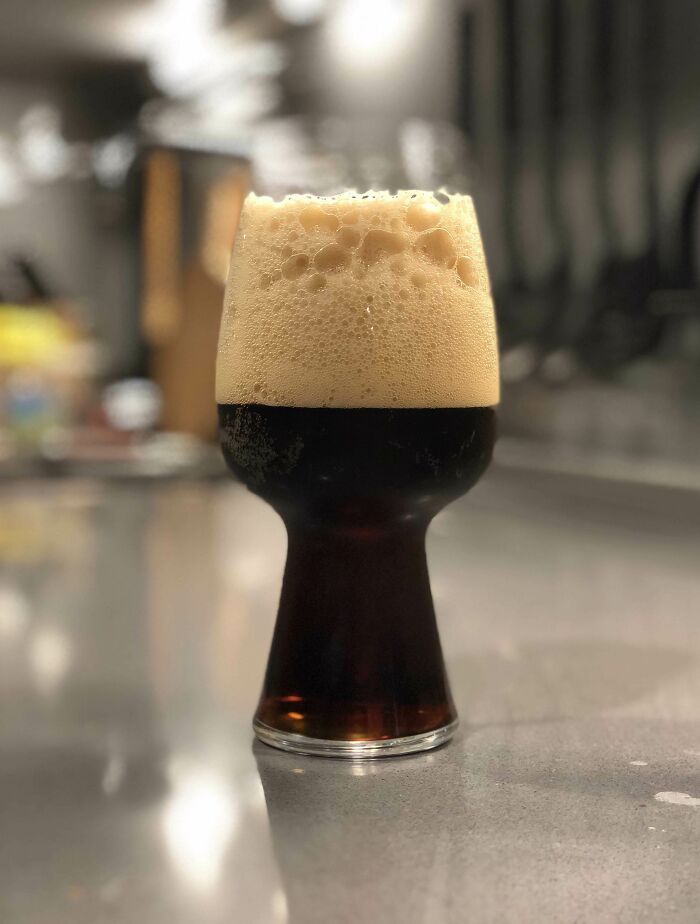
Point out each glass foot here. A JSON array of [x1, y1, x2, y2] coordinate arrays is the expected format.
[[253, 718, 459, 759]]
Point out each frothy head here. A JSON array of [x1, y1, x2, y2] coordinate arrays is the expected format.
[[216, 190, 499, 408]]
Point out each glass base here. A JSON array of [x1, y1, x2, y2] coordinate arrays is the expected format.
[[253, 718, 459, 759]]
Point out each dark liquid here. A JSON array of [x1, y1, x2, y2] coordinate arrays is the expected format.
[[219, 404, 495, 742]]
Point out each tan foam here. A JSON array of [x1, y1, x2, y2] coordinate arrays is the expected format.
[[216, 190, 499, 408]]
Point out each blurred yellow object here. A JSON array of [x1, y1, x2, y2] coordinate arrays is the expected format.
[[0, 507, 47, 563], [0, 304, 76, 368], [0, 492, 95, 564]]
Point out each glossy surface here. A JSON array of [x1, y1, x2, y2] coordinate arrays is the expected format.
[[2, 469, 700, 922]]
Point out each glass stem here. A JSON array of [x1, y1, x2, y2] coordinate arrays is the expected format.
[[255, 515, 457, 742]]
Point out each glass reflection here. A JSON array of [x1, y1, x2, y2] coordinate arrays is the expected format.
[[254, 743, 451, 924]]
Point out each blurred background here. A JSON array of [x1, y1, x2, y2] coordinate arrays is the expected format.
[[1, 0, 699, 479]]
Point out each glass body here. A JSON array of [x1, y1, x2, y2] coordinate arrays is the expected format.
[[219, 402, 495, 756]]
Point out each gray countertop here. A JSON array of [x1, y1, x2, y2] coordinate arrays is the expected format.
[[1, 467, 699, 923]]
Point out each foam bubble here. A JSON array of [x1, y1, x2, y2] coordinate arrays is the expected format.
[[299, 204, 339, 232], [406, 201, 441, 231], [216, 190, 500, 408], [281, 253, 309, 279], [314, 243, 350, 272], [307, 273, 327, 292], [359, 229, 409, 265], [414, 228, 457, 268], [336, 226, 361, 248]]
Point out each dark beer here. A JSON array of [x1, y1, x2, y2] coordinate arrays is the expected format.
[[217, 190, 499, 756], [219, 403, 495, 746]]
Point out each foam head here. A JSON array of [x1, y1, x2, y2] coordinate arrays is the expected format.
[[216, 191, 499, 408]]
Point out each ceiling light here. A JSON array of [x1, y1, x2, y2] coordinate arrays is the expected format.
[[272, 0, 328, 25], [329, 0, 413, 65], [18, 106, 73, 182]]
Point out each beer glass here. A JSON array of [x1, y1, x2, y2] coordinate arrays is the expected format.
[[217, 191, 499, 757]]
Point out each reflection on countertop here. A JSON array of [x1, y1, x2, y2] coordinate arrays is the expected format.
[[1, 470, 700, 923]]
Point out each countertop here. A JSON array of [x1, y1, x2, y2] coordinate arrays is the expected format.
[[1, 466, 700, 923]]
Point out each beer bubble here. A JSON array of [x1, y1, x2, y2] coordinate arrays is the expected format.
[[314, 243, 350, 272], [359, 229, 409, 266], [282, 253, 310, 279], [414, 228, 457, 268], [406, 201, 441, 231], [336, 226, 361, 248], [299, 205, 339, 233], [456, 256, 479, 287], [307, 274, 327, 292]]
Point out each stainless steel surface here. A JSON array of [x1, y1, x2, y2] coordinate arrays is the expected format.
[[2, 470, 700, 923]]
